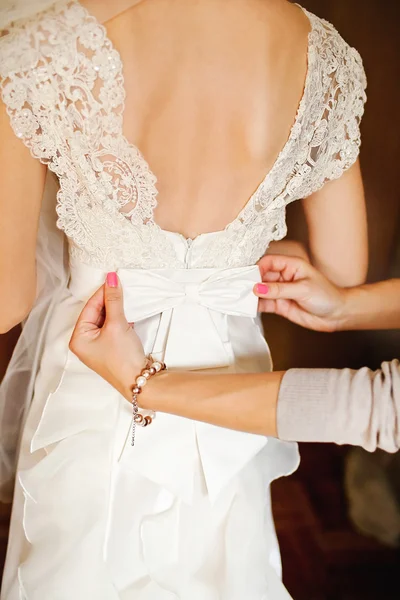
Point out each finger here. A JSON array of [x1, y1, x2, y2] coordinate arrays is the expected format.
[[70, 286, 105, 352], [257, 254, 307, 281], [258, 298, 279, 314], [104, 272, 127, 323], [259, 296, 307, 326], [97, 307, 106, 329], [254, 280, 308, 301], [259, 271, 282, 283], [75, 285, 105, 328], [258, 296, 292, 315]]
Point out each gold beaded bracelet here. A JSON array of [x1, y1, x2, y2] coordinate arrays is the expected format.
[[131, 359, 166, 446]]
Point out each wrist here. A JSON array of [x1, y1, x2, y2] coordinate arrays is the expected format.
[[333, 285, 366, 331], [120, 357, 151, 403], [140, 370, 170, 410], [121, 358, 168, 409]]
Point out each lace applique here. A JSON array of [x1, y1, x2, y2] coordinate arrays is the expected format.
[[198, 12, 367, 267], [0, 1, 177, 268], [0, 3, 366, 269]]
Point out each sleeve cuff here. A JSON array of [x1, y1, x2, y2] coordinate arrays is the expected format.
[[277, 368, 338, 443]]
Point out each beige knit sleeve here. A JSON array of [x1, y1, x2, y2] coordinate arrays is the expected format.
[[277, 360, 400, 453]]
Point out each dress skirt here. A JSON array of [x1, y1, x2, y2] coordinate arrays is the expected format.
[[1, 258, 299, 600]]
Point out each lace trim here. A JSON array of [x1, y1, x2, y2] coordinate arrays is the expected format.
[[0, 1, 177, 268], [0, 3, 366, 269], [198, 11, 367, 267]]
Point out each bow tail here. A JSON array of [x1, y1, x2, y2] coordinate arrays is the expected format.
[[193, 315, 272, 503], [196, 421, 268, 504], [228, 314, 273, 373], [156, 304, 234, 371]]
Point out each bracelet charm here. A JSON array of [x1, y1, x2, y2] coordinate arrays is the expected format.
[[131, 360, 166, 446]]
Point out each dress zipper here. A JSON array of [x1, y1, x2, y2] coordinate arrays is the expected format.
[[184, 238, 193, 267]]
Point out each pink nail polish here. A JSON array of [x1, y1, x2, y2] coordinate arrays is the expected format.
[[256, 283, 269, 295], [106, 272, 118, 288]]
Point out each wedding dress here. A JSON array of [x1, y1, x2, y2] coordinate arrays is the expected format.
[[0, 2, 366, 598]]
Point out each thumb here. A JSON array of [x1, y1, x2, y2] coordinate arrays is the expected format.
[[254, 280, 308, 301], [104, 272, 127, 323]]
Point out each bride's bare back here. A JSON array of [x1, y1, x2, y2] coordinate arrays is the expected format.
[[0, 0, 368, 332], [105, 0, 310, 238]]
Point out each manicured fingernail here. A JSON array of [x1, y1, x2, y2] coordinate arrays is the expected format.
[[106, 272, 118, 288], [256, 283, 269, 295]]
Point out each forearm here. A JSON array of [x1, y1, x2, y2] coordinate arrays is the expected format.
[[340, 279, 400, 330], [127, 370, 283, 436], [140, 361, 400, 453], [267, 240, 310, 262], [279, 361, 400, 452], [123, 358, 400, 454]]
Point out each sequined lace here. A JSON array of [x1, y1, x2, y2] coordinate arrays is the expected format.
[[0, 1, 367, 269]]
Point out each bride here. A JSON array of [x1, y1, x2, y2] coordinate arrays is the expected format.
[[0, 0, 367, 598]]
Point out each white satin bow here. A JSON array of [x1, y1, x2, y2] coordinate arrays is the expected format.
[[120, 266, 262, 369], [68, 260, 270, 504]]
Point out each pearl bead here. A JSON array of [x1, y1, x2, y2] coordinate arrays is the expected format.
[[134, 413, 144, 424], [132, 386, 141, 395], [148, 367, 156, 375], [143, 416, 152, 426], [142, 370, 151, 379], [136, 375, 147, 388], [153, 362, 162, 372]]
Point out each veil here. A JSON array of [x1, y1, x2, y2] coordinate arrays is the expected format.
[[0, 0, 146, 502], [0, 170, 68, 502], [0, 0, 69, 502]]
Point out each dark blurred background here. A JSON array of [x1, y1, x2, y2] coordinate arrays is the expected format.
[[268, 0, 400, 598], [1, 0, 400, 598]]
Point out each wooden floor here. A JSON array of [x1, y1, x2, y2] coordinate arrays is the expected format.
[[1, 443, 399, 598]]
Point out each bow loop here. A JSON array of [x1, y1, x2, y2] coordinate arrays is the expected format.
[[118, 266, 260, 323], [68, 261, 272, 503]]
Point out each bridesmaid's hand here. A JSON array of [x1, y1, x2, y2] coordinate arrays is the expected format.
[[69, 273, 147, 400], [255, 255, 348, 332]]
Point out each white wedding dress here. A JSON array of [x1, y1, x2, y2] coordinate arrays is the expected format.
[[0, 2, 366, 599]]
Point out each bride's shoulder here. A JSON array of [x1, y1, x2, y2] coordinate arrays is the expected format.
[[304, 7, 366, 86]]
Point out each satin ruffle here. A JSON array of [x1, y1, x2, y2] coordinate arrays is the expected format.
[[12, 261, 299, 599]]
